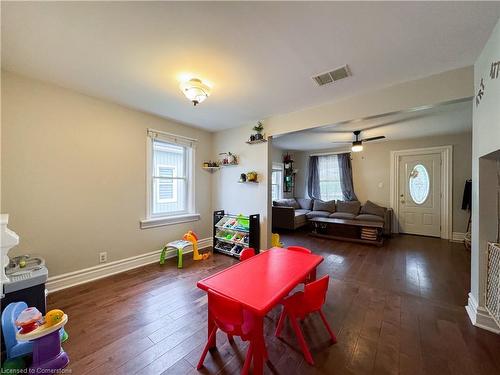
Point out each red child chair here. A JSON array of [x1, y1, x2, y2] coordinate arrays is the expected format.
[[287, 246, 316, 282], [197, 289, 266, 374], [287, 245, 312, 254], [239, 248, 256, 261], [275, 275, 336, 365]]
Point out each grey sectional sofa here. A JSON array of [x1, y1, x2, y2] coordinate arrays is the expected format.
[[272, 198, 392, 235]]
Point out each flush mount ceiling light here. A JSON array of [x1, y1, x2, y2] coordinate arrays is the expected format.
[[179, 78, 211, 106]]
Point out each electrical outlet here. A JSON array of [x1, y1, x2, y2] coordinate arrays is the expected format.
[[99, 252, 107, 263]]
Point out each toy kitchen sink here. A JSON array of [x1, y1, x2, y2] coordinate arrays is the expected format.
[[1, 215, 48, 311]]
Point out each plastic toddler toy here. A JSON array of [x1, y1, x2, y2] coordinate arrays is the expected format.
[[1, 303, 70, 371], [272, 233, 284, 248], [44, 310, 64, 327], [15, 307, 42, 334], [184, 230, 210, 260], [16, 308, 70, 370]]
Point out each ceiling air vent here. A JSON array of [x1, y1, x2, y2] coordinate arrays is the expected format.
[[312, 65, 351, 86]]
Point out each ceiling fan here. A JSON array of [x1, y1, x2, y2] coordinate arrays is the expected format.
[[334, 130, 386, 152]]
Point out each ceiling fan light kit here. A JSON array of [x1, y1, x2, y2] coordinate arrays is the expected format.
[[343, 130, 385, 152], [351, 140, 363, 152], [179, 78, 211, 106]]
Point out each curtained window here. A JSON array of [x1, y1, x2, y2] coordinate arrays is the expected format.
[[318, 155, 344, 201], [308, 153, 358, 201]]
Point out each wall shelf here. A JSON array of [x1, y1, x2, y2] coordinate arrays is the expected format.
[[237, 181, 259, 184], [246, 138, 267, 145], [202, 166, 220, 172], [220, 163, 239, 167]]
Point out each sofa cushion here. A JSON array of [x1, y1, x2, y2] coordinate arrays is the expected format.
[[329, 212, 356, 220], [336, 200, 361, 215], [306, 210, 331, 219], [312, 200, 336, 213], [295, 209, 311, 216], [355, 214, 385, 223], [294, 213, 308, 228], [360, 200, 386, 218], [273, 198, 300, 209], [297, 198, 313, 210]]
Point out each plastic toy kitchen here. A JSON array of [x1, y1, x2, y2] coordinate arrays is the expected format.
[[1, 215, 49, 354], [1, 215, 48, 310]]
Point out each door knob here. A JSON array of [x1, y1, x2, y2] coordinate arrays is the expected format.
[[400, 194, 405, 204]]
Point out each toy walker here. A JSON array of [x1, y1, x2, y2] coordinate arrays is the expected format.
[[2, 302, 69, 371], [16, 308, 69, 370], [160, 230, 210, 269]]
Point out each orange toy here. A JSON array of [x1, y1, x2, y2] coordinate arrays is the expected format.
[[183, 230, 210, 260]]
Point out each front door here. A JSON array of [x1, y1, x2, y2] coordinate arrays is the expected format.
[[398, 153, 441, 237]]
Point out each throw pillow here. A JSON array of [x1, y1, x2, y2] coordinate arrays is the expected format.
[[336, 200, 361, 215], [360, 200, 386, 218], [297, 198, 313, 210], [312, 199, 336, 213], [273, 198, 300, 208]]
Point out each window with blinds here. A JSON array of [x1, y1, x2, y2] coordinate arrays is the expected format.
[[147, 130, 196, 219]]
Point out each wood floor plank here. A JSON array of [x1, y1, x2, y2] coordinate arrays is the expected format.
[[46, 232, 500, 374]]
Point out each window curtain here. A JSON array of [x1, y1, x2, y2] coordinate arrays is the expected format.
[[338, 153, 358, 201], [307, 156, 321, 199]]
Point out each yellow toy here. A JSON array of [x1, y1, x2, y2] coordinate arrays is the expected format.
[[183, 230, 210, 260], [44, 309, 65, 327], [272, 233, 284, 248]]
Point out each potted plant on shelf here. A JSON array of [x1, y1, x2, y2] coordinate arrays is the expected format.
[[252, 121, 264, 140], [246, 171, 258, 182], [219, 152, 237, 165]]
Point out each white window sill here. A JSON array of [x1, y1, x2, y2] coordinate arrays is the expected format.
[[140, 213, 200, 229]]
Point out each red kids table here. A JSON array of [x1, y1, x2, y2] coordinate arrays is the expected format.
[[197, 247, 323, 374]]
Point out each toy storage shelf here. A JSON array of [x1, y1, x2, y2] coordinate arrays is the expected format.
[[213, 210, 260, 259]]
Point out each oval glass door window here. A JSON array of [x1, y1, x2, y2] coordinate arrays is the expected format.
[[409, 164, 430, 204]]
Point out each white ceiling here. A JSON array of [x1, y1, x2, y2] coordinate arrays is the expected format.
[[2, 2, 499, 131], [272, 99, 472, 151]]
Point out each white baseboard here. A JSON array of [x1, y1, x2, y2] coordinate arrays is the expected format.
[[451, 232, 466, 242], [465, 293, 500, 334], [46, 237, 213, 293]]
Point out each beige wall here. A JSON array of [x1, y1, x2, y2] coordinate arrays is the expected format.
[[214, 69, 473, 248], [1, 71, 213, 277], [211, 125, 270, 248], [264, 67, 473, 137], [471, 18, 500, 313], [293, 132, 472, 233]]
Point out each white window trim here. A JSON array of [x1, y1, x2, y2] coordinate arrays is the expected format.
[[272, 162, 284, 200], [140, 130, 199, 229], [140, 213, 201, 229]]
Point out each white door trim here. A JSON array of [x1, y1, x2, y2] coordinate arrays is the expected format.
[[390, 145, 453, 239]]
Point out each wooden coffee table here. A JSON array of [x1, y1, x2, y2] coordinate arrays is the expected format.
[[309, 217, 384, 246]]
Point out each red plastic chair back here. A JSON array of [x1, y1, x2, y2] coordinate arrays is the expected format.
[[303, 275, 329, 312], [287, 246, 312, 254], [240, 248, 255, 261], [208, 289, 243, 336]]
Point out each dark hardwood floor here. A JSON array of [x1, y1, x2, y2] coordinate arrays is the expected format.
[[48, 231, 500, 374]]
